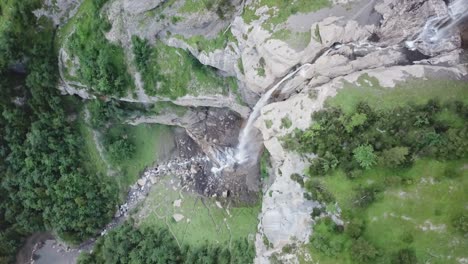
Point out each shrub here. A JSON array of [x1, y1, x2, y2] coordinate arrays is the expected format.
[[346, 219, 364, 239], [305, 180, 335, 204], [353, 144, 377, 170], [451, 212, 468, 234], [392, 248, 418, 264], [379, 146, 409, 168], [281, 116, 292, 129], [350, 238, 378, 263], [106, 136, 135, 163], [290, 173, 304, 187]]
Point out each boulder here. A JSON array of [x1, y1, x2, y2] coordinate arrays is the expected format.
[[173, 199, 182, 207], [173, 214, 185, 222]]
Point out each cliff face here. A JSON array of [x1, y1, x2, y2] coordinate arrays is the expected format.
[[42, 0, 467, 262]]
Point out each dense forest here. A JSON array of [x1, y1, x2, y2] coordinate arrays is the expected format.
[[0, 1, 118, 262], [284, 100, 467, 177], [78, 222, 255, 264]]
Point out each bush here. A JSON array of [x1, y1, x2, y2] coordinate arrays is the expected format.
[[392, 248, 418, 264], [353, 185, 381, 208], [350, 238, 378, 263], [68, 0, 132, 96], [451, 212, 468, 234], [290, 173, 304, 187], [379, 146, 409, 168], [346, 219, 364, 239], [310, 217, 347, 257], [305, 180, 335, 204], [353, 144, 377, 170], [106, 136, 135, 163]]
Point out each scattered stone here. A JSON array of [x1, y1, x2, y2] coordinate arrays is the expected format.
[[215, 201, 223, 209], [173, 199, 182, 207], [173, 214, 185, 222], [137, 178, 147, 187]]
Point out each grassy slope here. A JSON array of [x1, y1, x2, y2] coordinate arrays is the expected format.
[[327, 74, 468, 113], [307, 160, 468, 264], [138, 175, 260, 246], [106, 124, 174, 192], [139, 40, 236, 98], [76, 103, 174, 197], [174, 29, 237, 53], [302, 77, 468, 263], [243, 0, 330, 29]]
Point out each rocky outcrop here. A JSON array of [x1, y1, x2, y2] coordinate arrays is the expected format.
[[33, 0, 82, 25], [254, 64, 467, 262]]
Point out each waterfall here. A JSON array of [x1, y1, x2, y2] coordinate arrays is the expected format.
[[234, 64, 311, 164], [406, 0, 468, 47]]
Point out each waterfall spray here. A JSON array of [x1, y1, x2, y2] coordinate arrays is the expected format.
[[406, 0, 468, 48], [235, 64, 311, 164]]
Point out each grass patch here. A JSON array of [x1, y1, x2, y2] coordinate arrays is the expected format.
[[327, 75, 468, 114], [270, 29, 311, 50], [132, 37, 235, 99], [260, 149, 271, 179], [138, 175, 260, 246], [58, 0, 133, 96], [316, 159, 468, 263], [280, 116, 292, 129], [104, 124, 174, 193], [179, 0, 234, 19], [174, 28, 236, 53], [242, 0, 330, 30]]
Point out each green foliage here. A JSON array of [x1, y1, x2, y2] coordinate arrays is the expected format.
[[0, 2, 119, 259], [260, 149, 271, 179], [353, 145, 377, 170], [280, 116, 292, 129], [290, 173, 304, 187], [310, 217, 347, 257], [451, 212, 468, 234], [242, 0, 330, 28], [131, 37, 234, 99], [105, 136, 136, 163], [350, 238, 379, 263], [87, 100, 125, 128], [79, 222, 255, 263], [345, 219, 364, 239], [179, 0, 234, 19], [68, 0, 133, 96], [284, 101, 468, 177], [379, 146, 409, 168], [392, 248, 418, 264], [305, 180, 335, 203], [132, 36, 152, 72]]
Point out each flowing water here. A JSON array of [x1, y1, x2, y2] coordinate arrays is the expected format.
[[211, 64, 312, 174], [234, 64, 311, 164], [406, 0, 468, 48]]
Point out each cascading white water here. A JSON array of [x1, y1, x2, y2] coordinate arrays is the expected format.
[[406, 0, 468, 47], [210, 64, 311, 174], [235, 64, 311, 164]]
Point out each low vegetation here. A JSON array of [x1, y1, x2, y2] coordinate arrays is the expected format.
[[243, 0, 330, 30], [179, 0, 235, 19], [0, 1, 119, 261], [270, 29, 311, 51], [78, 221, 255, 264], [66, 0, 133, 96], [137, 175, 260, 246], [132, 36, 236, 99], [175, 28, 237, 53], [283, 79, 468, 263]]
